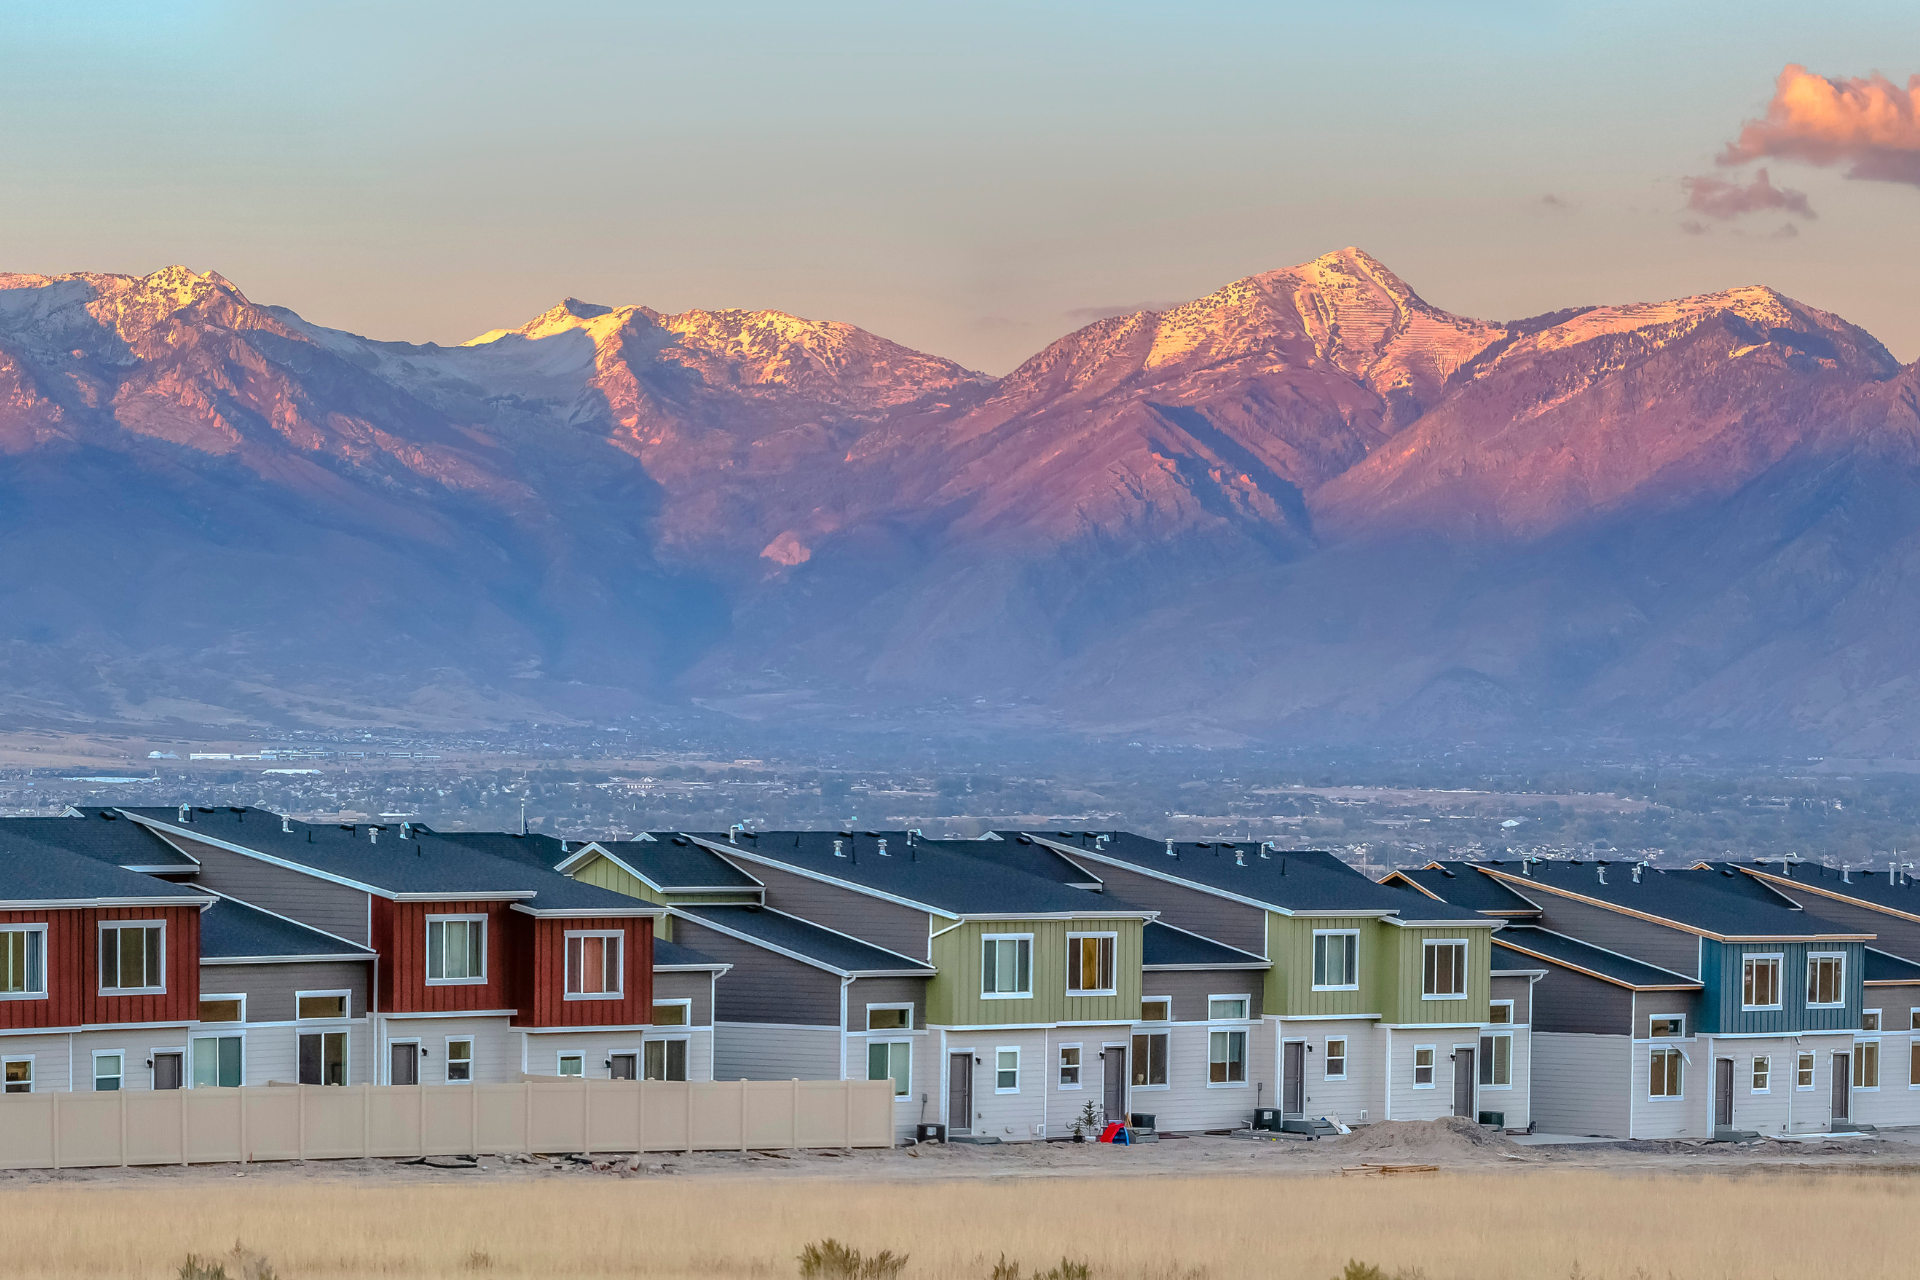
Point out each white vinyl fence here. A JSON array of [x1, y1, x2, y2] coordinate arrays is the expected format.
[[0, 1078, 894, 1170]]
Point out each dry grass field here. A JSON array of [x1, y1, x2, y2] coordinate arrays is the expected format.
[[0, 1169, 1911, 1280]]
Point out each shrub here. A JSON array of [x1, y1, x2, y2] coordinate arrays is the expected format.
[[797, 1238, 909, 1280], [994, 1257, 1091, 1280], [179, 1243, 275, 1280]]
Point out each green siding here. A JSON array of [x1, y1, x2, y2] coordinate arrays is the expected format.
[[568, 854, 758, 941], [927, 918, 1143, 1027], [1262, 912, 1492, 1023], [1388, 925, 1492, 1024]]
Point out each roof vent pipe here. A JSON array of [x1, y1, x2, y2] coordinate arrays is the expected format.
[[728, 823, 743, 845], [878, 838, 889, 856], [1843, 864, 1851, 884], [1166, 839, 1176, 858], [561, 839, 570, 853], [1597, 865, 1605, 885], [834, 838, 845, 858], [370, 828, 378, 845], [1631, 864, 1641, 884], [179, 803, 191, 824], [1234, 850, 1245, 867], [281, 815, 291, 834]]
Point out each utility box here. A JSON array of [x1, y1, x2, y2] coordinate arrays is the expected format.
[[1478, 1111, 1506, 1129], [1252, 1108, 1283, 1132], [1129, 1113, 1157, 1131], [914, 1123, 947, 1144]]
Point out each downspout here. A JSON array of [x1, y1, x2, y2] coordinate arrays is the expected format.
[[1788, 1034, 1799, 1135], [839, 977, 853, 1081], [1043, 1026, 1049, 1139], [1383, 1026, 1393, 1121]]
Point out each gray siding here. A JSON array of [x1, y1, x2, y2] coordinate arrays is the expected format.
[[1866, 981, 1920, 1029], [1144, 968, 1265, 1022], [1770, 891, 1920, 958], [1081, 862, 1266, 956], [1529, 963, 1633, 1035], [718, 859, 932, 962], [1490, 974, 1532, 1024], [162, 833, 372, 945], [198, 960, 372, 1022], [1529, 892, 1700, 978], [848, 975, 929, 1032], [1631, 989, 1700, 1038], [1530, 1032, 1631, 1137], [653, 969, 715, 1027], [671, 917, 844, 1026], [713, 1024, 841, 1081]]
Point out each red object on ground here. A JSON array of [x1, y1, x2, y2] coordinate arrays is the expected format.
[[1099, 1122, 1129, 1144]]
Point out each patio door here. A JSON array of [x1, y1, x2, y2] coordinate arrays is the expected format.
[[1832, 1052, 1850, 1124], [1714, 1058, 1735, 1128], [1282, 1041, 1305, 1115], [1103, 1045, 1128, 1124], [947, 1053, 973, 1134]]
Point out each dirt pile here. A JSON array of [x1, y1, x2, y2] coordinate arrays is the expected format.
[[1332, 1117, 1530, 1163]]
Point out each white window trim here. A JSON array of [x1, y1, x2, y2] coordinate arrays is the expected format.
[[643, 1036, 691, 1082], [1421, 939, 1468, 1001], [994, 1045, 1021, 1094], [2, 1054, 33, 1094], [1207, 993, 1252, 1022], [98, 920, 166, 996], [426, 914, 488, 986], [980, 934, 1035, 1000], [1411, 1043, 1437, 1088], [1910, 1007, 1920, 1032], [188, 1030, 246, 1089], [556, 1051, 586, 1078], [1648, 1014, 1687, 1039], [1486, 999, 1515, 1026], [150, 1045, 187, 1088], [1648, 1045, 1685, 1101], [866, 1038, 912, 1098], [1057, 1041, 1083, 1090], [444, 1035, 475, 1084], [1311, 929, 1361, 991], [1138, 996, 1171, 1023], [298, 1025, 351, 1087], [1805, 952, 1847, 1009], [1064, 931, 1118, 997], [1131, 1029, 1170, 1091], [1324, 1036, 1348, 1081], [1741, 952, 1784, 1012], [0, 923, 48, 1000], [1796, 1050, 1817, 1091], [1206, 1026, 1249, 1089], [197, 992, 246, 1025], [295, 988, 352, 1021], [562, 929, 625, 1001], [651, 998, 694, 1027], [1751, 1053, 1771, 1094], [1855, 1039, 1881, 1092], [1859, 1007, 1882, 1033], [1481, 1031, 1514, 1090], [865, 1001, 914, 1032]]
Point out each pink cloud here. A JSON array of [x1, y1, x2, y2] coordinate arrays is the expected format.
[[1720, 64, 1920, 186], [1682, 168, 1816, 220]]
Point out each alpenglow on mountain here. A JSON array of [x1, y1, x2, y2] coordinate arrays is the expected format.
[[3, 248, 1919, 752]]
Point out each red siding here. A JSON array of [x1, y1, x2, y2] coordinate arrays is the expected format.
[[0, 910, 81, 1030], [515, 915, 653, 1028], [376, 899, 518, 1013]]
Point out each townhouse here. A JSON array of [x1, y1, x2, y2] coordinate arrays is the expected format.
[[1021, 833, 1518, 1131]]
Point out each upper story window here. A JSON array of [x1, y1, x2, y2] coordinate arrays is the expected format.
[[1742, 954, 1782, 1010], [981, 935, 1032, 999], [426, 916, 486, 985], [198, 997, 243, 1023], [297, 992, 349, 1019], [1488, 1000, 1515, 1025], [1, 926, 46, 998], [1422, 940, 1467, 999], [1312, 931, 1359, 990], [1861, 1009, 1881, 1032], [564, 931, 623, 999], [99, 922, 165, 994], [1139, 997, 1171, 1022], [1649, 1015, 1686, 1038], [867, 1004, 911, 1031], [1208, 995, 1249, 1021], [1806, 954, 1846, 1008], [1066, 934, 1115, 995]]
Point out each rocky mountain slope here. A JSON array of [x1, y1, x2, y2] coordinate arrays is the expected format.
[[1, 251, 1915, 752]]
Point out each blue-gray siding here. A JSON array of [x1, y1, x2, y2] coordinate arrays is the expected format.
[[1699, 940, 1863, 1035]]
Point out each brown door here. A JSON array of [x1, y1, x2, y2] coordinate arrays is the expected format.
[[1103, 1045, 1127, 1124], [609, 1053, 637, 1080], [1715, 1058, 1734, 1127], [1452, 1047, 1475, 1118], [1283, 1041, 1305, 1115], [947, 1053, 973, 1134], [152, 1052, 183, 1091], [1832, 1052, 1850, 1124], [390, 1041, 419, 1085]]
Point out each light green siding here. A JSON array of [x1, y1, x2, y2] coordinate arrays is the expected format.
[[927, 918, 1144, 1027], [1262, 912, 1493, 1023], [1387, 925, 1493, 1024]]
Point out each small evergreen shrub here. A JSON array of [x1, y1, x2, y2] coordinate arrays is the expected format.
[[798, 1238, 909, 1280]]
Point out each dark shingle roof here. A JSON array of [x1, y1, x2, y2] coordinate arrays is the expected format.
[[1865, 947, 1920, 984], [1493, 926, 1701, 989], [591, 836, 763, 890], [0, 835, 212, 906], [675, 905, 933, 976], [652, 937, 726, 970], [1733, 862, 1920, 919], [4, 810, 197, 869], [1387, 864, 1543, 915], [200, 895, 374, 960], [428, 830, 572, 870], [1478, 861, 1870, 939], [1142, 921, 1268, 969]]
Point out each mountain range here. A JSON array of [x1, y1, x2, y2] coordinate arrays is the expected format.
[[3, 248, 1919, 754]]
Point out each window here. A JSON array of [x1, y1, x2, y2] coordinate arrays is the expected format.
[[1422, 941, 1467, 999], [1066, 934, 1115, 994], [1742, 954, 1781, 1009], [1, 926, 46, 997], [297, 992, 348, 1019], [1480, 1033, 1512, 1087], [644, 1040, 687, 1081], [1797, 1051, 1816, 1090], [198, 997, 243, 1023], [1912, 1042, 1920, 1088], [1860, 1009, 1880, 1032], [981, 936, 1032, 998], [1139, 997, 1170, 1022], [1649, 1015, 1686, 1038], [1209, 1030, 1246, 1084], [192, 1035, 243, 1088], [1649, 1047, 1684, 1098], [446, 1037, 473, 1083], [564, 931, 623, 999], [1752, 1055, 1771, 1093], [1412, 1046, 1436, 1087], [99, 923, 164, 993], [1806, 954, 1845, 1007], [868, 1041, 910, 1097], [4, 1058, 31, 1093], [1059, 1045, 1082, 1087], [1911, 1008, 1920, 1031], [1132, 1032, 1168, 1087], [1488, 1000, 1514, 1025], [1855, 1040, 1880, 1089], [93, 1051, 123, 1092], [557, 1053, 584, 1078], [298, 1031, 347, 1085], [426, 916, 486, 984], [867, 1005, 911, 1031], [1325, 1037, 1348, 1080], [652, 1000, 691, 1026], [996, 1048, 1020, 1092], [1313, 931, 1359, 989], [1208, 996, 1249, 1020]]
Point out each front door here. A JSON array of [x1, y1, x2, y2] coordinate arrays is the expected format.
[[1833, 1052, 1851, 1124], [1283, 1041, 1306, 1115], [609, 1053, 637, 1080], [947, 1053, 973, 1134], [153, 1052, 183, 1091], [390, 1041, 419, 1085], [1715, 1058, 1735, 1128], [1452, 1047, 1475, 1118], [1103, 1045, 1128, 1125]]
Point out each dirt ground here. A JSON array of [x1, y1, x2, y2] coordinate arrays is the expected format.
[[9, 1117, 1919, 1189]]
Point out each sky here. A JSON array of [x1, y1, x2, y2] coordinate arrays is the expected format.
[[2, 1, 1917, 373]]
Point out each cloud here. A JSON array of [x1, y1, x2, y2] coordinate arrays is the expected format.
[[1537, 194, 1570, 210], [1682, 168, 1816, 220], [1063, 301, 1185, 321], [1679, 219, 1710, 236], [1720, 64, 1920, 186], [1772, 221, 1800, 239]]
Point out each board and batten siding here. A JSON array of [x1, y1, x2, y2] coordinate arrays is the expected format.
[[1144, 968, 1265, 1022], [1522, 891, 1701, 978], [571, 856, 664, 906], [83, 905, 202, 1026], [1383, 925, 1492, 1025], [1265, 914, 1385, 1018], [669, 917, 844, 1027], [1073, 862, 1267, 956], [518, 915, 654, 1028], [716, 860, 933, 962], [155, 834, 372, 945], [1699, 940, 1863, 1035], [0, 910, 82, 1030], [373, 899, 515, 1014], [927, 918, 1143, 1028], [198, 961, 371, 1023], [1530, 1032, 1632, 1137]]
